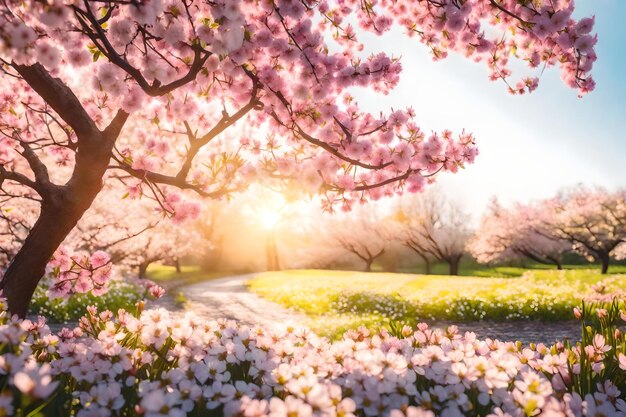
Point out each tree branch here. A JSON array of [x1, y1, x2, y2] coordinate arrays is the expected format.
[[12, 63, 99, 139]]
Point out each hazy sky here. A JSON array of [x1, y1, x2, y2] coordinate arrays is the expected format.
[[351, 1, 625, 217]]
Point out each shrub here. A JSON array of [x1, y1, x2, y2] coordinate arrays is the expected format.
[[28, 278, 146, 323]]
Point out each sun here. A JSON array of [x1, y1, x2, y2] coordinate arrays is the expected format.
[[260, 209, 281, 229]]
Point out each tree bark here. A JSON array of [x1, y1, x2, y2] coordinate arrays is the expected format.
[[448, 256, 461, 276], [0, 140, 115, 317], [418, 254, 430, 275], [1, 186, 107, 317], [547, 255, 563, 270], [138, 261, 151, 279], [0, 202, 85, 317], [599, 252, 610, 274]]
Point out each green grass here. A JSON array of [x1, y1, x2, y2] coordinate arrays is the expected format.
[[30, 279, 144, 323], [399, 262, 626, 277], [29, 265, 230, 323], [248, 268, 626, 338], [145, 264, 229, 287]]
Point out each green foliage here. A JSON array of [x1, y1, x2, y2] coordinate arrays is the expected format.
[[174, 291, 187, 308], [145, 264, 229, 285], [570, 298, 626, 396], [249, 269, 626, 338], [29, 279, 144, 323]]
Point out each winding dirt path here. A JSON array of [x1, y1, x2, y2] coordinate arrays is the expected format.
[[151, 274, 308, 328], [150, 274, 581, 344]]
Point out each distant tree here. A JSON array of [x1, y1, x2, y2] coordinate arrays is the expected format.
[[196, 202, 224, 272], [393, 210, 433, 274], [318, 210, 392, 272], [119, 222, 207, 278], [396, 192, 471, 275], [545, 188, 626, 274], [66, 188, 208, 278], [469, 198, 571, 269]]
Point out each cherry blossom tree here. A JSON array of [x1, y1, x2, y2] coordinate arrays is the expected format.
[[545, 188, 626, 274], [393, 207, 433, 274], [0, 0, 596, 315], [0, 186, 38, 265], [66, 190, 158, 264], [68, 186, 213, 276], [615, 243, 626, 263], [323, 212, 392, 272], [469, 198, 571, 269], [396, 191, 471, 275], [196, 201, 224, 272], [116, 221, 207, 277]]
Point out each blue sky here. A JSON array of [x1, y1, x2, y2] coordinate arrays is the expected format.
[[352, 0, 626, 217]]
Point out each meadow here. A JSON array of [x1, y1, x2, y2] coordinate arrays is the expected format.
[[144, 264, 230, 285], [399, 261, 626, 277], [248, 268, 626, 337]]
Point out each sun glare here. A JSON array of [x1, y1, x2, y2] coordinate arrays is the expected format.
[[260, 209, 281, 229]]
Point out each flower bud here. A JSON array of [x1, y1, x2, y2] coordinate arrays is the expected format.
[[573, 307, 582, 320]]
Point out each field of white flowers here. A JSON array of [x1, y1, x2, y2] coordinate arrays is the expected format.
[[249, 269, 626, 337], [3, 297, 626, 417]]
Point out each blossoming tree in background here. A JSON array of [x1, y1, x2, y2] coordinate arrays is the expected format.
[[325, 211, 393, 272], [469, 198, 572, 269], [470, 189, 626, 273], [67, 188, 209, 278], [395, 191, 471, 275], [545, 188, 626, 274], [0, 0, 596, 315]]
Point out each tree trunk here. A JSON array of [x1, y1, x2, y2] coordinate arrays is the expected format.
[[138, 261, 151, 279], [546, 255, 563, 270], [419, 254, 430, 275], [448, 257, 461, 276], [0, 160, 110, 317], [0, 200, 91, 317], [174, 258, 181, 273], [600, 253, 610, 274], [364, 259, 373, 272]]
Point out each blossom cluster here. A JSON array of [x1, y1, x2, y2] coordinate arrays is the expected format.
[[2, 298, 626, 417], [45, 246, 113, 298], [39, 244, 165, 301], [0, 0, 597, 214], [30, 276, 162, 323]]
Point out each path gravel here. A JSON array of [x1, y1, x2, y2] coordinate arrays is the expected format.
[[149, 274, 581, 345], [149, 274, 308, 328], [430, 320, 581, 345]]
